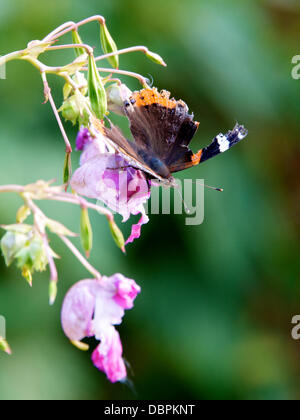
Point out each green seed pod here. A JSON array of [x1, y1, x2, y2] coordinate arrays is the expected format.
[[49, 280, 58, 306], [0, 338, 12, 355], [80, 207, 93, 257], [16, 205, 31, 223], [63, 152, 72, 185], [108, 218, 125, 253], [71, 30, 85, 58], [100, 23, 119, 69], [88, 54, 107, 120], [145, 50, 167, 67]]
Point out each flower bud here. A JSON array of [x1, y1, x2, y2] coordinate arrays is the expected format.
[[16, 205, 31, 224], [73, 72, 88, 96], [108, 218, 125, 253], [100, 23, 119, 69], [145, 50, 167, 67], [106, 83, 132, 116], [63, 73, 88, 102], [22, 266, 33, 287], [0, 337, 12, 355], [49, 280, 58, 306], [88, 54, 107, 120], [14, 234, 48, 285], [1, 230, 28, 266], [46, 218, 76, 237], [72, 30, 85, 58], [59, 92, 90, 126], [63, 82, 73, 101], [63, 152, 72, 185], [80, 207, 93, 257], [71, 340, 89, 351]]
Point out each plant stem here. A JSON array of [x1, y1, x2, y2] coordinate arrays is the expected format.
[[94, 45, 148, 63], [46, 43, 93, 55], [59, 234, 102, 280], [42, 21, 76, 42], [43, 15, 105, 42], [23, 195, 58, 294], [41, 73, 72, 153], [48, 194, 113, 220], [0, 50, 23, 66], [82, 67, 149, 87], [0, 185, 24, 194]]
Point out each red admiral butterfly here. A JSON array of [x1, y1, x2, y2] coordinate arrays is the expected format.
[[92, 88, 248, 186]]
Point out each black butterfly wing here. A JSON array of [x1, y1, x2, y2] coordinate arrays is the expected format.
[[91, 115, 166, 181], [124, 88, 199, 162]]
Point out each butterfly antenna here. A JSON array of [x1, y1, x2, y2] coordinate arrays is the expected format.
[[146, 73, 154, 87], [190, 180, 224, 192], [175, 187, 192, 214], [204, 184, 224, 192]]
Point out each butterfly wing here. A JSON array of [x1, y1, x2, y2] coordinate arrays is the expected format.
[[168, 124, 249, 173], [124, 88, 199, 161], [91, 115, 167, 181]]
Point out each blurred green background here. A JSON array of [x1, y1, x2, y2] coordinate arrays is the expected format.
[[1, 0, 300, 400]]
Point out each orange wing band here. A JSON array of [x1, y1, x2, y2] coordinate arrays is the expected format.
[[131, 88, 185, 109]]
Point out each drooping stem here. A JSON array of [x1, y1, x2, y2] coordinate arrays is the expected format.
[[82, 67, 149, 87], [46, 43, 93, 55], [41, 73, 72, 153], [0, 185, 24, 194], [59, 235, 102, 280], [42, 21, 76, 42], [23, 195, 59, 298], [43, 15, 105, 42], [42, 235, 58, 284], [94, 45, 149, 63], [0, 50, 23, 67], [46, 193, 114, 220]]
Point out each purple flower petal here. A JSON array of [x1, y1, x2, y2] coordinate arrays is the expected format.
[[125, 208, 149, 245], [76, 127, 92, 151], [71, 150, 150, 224], [112, 273, 141, 309], [92, 327, 127, 383], [61, 274, 140, 382], [61, 279, 98, 341]]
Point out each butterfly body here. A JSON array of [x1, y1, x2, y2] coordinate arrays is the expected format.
[[92, 88, 248, 184]]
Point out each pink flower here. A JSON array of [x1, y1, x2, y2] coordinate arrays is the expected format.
[[92, 328, 126, 383], [71, 129, 150, 244], [61, 274, 141, 383], [76, 127, 92, 151]]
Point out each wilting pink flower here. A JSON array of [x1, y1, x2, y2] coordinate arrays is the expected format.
[[61, 274, 140, 383], [71, 128, 150, 244]]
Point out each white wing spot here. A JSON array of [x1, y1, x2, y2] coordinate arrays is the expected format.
[[217, 134, 230, 153]]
